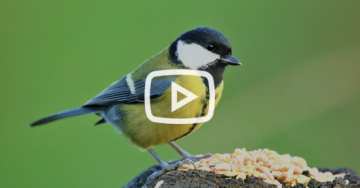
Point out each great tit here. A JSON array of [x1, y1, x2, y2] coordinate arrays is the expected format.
[[30, 26, 241, 174]]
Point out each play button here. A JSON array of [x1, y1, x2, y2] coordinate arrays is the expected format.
[[171, 82, 198, 112], [145, 69, 215, 124]]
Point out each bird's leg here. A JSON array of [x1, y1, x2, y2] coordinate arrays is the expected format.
[[146, 148, 196, 180], [148, 148, 196, 171], [168, 142, 212, 162]]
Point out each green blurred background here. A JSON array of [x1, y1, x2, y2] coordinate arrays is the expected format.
[[1, 1, 360, 187]]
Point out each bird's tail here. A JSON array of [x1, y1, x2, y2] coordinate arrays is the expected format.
[[30, 106, 105, 127]]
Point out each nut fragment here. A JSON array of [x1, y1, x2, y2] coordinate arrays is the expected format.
[[324, 172, 333, 177], [259, 173, 266, 180], [271, 171, 283, 178], [293, 166, 303, 175], [234, 166, 247, 172], [208, 161, 222, 166], [194, 161, 201, 168], [253, 171, 261, 177], [286, 167, 295, 176], [177, 163, 195, 170], [284, 175, 295, 183], [215, 163, 232, 171], [314, 176, 327, 183], [225, 172, 239, 177], [246, 164, 254, 169], [213, 153, 223, 160], [258, 166, 270, 173], [216, 170, 230, 175], [198, 166, 211, 171], [270, 164, 282, 171], [333, 173, 346, 179], [281, 154, 292, 163], [308, 167, 319, 177], [236, 172, 246, 180], [291, 156, 307, 169], [296, 175, 311, 185], [265, 171, 275, 181], [271, 155, 286, 165]]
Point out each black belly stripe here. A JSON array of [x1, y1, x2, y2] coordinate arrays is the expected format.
[[169, 58, 226, 142], [171, 123, 197, 142], [171, 89, 210, 141]]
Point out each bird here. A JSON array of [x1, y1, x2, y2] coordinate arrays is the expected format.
[[30, 26, 241, 177]]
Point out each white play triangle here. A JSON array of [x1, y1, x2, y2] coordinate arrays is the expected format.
[[171, 82, 198, 112]]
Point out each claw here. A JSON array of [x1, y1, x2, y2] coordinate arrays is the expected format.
[[161, 159, 195, 171], [146, 148, 204, 184], [184, 159, 197, 169], [202, 153, 213, 158], [146, 159, 196, 182], [183, 153, 213, 162], [178, 161, 184, 170]]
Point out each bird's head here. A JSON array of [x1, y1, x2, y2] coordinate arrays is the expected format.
[[169, 27, 241, 70]]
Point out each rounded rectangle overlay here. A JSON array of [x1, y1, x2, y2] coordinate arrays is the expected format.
[[145, 69, 215, 124]]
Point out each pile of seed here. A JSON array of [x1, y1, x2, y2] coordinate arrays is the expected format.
[[177, 148, 347, 188]]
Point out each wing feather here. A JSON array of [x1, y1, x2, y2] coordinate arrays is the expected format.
[[83, 74, 175, 106]]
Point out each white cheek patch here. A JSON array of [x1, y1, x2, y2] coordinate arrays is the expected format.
[[176, 40, 220, 69]]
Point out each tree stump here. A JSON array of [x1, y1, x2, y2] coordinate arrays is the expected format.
[[123, 165, 360, 188]]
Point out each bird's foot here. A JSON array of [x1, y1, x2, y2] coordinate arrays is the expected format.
[[163, 158, 196, 171], [146, 159, 196, 181], [182, 152, 213, 162]]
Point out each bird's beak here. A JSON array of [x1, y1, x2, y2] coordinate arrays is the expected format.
[[221, 55, 242, 65]]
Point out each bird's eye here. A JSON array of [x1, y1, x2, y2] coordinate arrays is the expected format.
[[206, 44, 214, 51]]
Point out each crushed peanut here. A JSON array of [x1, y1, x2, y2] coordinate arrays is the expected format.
[[177, 148, 347, 188]]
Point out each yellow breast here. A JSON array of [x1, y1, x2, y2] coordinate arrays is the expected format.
[[119, 76, 224, 149]]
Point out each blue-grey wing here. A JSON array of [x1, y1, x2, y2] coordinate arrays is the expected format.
[[83, 74, 175, 107]]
